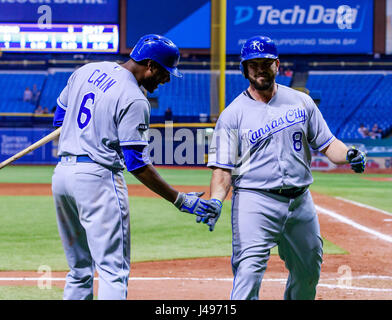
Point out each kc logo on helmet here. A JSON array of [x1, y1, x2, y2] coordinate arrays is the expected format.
[[250, 40, 264, 52]]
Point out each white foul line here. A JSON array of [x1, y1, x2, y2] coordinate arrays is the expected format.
[[315, 205, 392, 243], [0, 276, 391, 293], [335, 197, 392, 216], [0, 277, 234, 282], [317, 284, 392, 292], [1, 275, 391, 282]]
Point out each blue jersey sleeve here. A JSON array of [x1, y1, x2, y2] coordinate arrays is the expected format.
[[121, 145, 151, 172]]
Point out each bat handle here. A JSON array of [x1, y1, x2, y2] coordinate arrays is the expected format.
[[0, 127, 61, 169]]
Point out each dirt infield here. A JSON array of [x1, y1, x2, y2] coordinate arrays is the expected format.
[[0, 182, 392, 300]]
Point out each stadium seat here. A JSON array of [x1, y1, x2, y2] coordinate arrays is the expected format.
[[305, 73, 385, 139], [150, 71, 293, 122], [39, 71, 72, 112], [8, 69, 390, 139], [0, 70, 292, 121], [155, 71, 211, 122], [342, 74, 392, 139], [0, 73, 46, 113]]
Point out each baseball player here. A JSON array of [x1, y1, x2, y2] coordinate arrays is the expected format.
[[200, 36, 366, 300], [51, 34, 211, 300]]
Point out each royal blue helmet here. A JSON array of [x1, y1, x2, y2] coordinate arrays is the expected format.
[[239, 36, 278, 74], [130, 34, 182, 78]]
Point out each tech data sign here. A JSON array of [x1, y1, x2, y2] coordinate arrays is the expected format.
[[227, 0, 373, 54]]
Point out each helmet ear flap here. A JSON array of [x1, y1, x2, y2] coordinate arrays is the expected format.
[[240, 61, 248, 79]]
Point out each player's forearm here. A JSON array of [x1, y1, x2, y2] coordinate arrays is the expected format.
[[131, 164, 178, 203], [210, 168, 232, 202], [321, 139, 349, 164]]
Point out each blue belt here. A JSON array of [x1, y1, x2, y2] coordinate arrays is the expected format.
[[76, 155, 94, 163], [60, 155, 95, 163]]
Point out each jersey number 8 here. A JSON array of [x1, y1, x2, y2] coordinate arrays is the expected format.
[[292, 131, 303, 152], [77, 92, 95, 129]]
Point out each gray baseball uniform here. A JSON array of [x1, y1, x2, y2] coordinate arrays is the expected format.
[[52, 61, 150, 299], [207, 84, 334, 300]]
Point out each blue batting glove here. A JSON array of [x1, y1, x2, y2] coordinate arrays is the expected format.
[[174, 192, 209, 216], [196, 198, 223, 231]]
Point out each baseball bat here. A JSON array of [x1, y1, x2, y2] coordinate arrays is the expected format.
[[0, 127, 62, 170]]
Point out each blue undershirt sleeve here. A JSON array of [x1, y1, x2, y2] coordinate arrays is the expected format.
[[121, 145, 151, 172], [53, 105, 66, 127]]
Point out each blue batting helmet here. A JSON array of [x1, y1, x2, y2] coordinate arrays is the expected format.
[[239, 36, 278, 74], [130, 34, 182, 78]]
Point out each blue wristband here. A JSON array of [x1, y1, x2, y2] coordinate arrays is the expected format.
[[210, 198, 223, 208]]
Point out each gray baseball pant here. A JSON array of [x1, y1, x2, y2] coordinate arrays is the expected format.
[[230, 188, 323, 300], [52, 160, 130, 300]]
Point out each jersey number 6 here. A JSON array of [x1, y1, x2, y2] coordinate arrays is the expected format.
[[77, 92, 95, 129]]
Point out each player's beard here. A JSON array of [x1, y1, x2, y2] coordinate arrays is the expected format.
[[141, 75, 160, 93], [248, 73, 275, 91]]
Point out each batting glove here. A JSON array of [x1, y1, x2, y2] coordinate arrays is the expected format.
[[174, 192, 209, 216], [346, 147, 366, 173], [196, 198, 223, 232]]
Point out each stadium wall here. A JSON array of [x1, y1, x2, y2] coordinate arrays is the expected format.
[[1, 126, 391, 170]]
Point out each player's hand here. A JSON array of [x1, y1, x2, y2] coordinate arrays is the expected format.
[[196, 198, 223, 232], [174, 192, 209, 216], [346, 147, 366, 173]]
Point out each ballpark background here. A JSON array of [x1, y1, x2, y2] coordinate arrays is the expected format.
[[0, 0, 391, 304]]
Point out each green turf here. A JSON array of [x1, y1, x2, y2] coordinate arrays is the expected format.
[[0, 194, 345, 271], [0, 197, 67, 271], [0, 165, 213, 186], [0, 286, 63, 300], [1, 166, 391, 211], [130, 197, 232, 262], [2, 166, 390, 271], [310, 172, 392, 212], [0, 166, 56, 184], [124, 167, 213, 186]]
